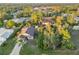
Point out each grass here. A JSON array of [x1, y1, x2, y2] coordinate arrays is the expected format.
[[0, 38, 16, 55], [0, 29, 79, 55], [0, 24, 24, 55], [20, 43, 79, 55], [20, 30, 79, 55], [20, 43, 42, 55]]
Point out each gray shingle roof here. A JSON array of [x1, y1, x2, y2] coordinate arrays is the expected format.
[[27, 26, 35, 36]]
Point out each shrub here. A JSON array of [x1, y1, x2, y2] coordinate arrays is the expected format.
[[0, 20, 4, 27], [5, 20, 15, 29]]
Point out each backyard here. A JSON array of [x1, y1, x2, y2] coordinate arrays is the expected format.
[[20, 30, 79, 55]]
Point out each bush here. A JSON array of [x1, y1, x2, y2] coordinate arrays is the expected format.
[[5, 20, 15, 29], [4, 14, 13, 20], [0, 20, 4, 27]]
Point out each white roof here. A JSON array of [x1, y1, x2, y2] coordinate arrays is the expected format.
[[0, 28, 14, 46], [12, 17, 30, 23], [0, 37, 6, 46], [0, 28, 14, 38], [12, 18, 25, 23], [73, 26, 79, 30], [74, 17, 79, 21]]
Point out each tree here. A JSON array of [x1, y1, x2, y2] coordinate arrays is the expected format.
[[0, 20, 4, 27], [4, 14, 13, 20], [67, 14, 76, 25], [6, 20, 15, 29], [31, 11, 43, 25], [22, 6, 33, 17], [0, 11, 6, 19]]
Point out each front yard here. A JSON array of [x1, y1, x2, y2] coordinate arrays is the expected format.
[[0, 23, 24, 55], [0, 38, 16, 55]]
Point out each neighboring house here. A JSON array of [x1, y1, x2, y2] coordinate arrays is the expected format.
[[0, 28, 14, 46], [72, 16, 79, 30], [13, 10, 22, 19], [25, 17, 31, 22], [42, 17, 54, 25], [73, 26, 79, 30], [18, 26, 35, 40], [12, 18, 25, 23], [62, 13, 68, 17], [12, 17, 30, 23], [74, 16, 79, 22], [33, 7, 39, 11]]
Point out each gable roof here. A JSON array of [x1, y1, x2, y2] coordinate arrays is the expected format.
[[43, 17, 53, 24], [27, 26, 35, 36]]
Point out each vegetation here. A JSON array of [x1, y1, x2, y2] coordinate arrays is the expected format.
[[5, 20, 15, 29], [31, 11, 43, 25], [0, 20, 4, 27], [0, 4, 79, 55], [0, 38, 16, 55]]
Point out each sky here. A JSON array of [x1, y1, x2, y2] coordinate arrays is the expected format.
[[0, 0, 79, 3]]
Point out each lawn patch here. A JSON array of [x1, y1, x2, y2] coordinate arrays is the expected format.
[[0, 38, 16, 55]]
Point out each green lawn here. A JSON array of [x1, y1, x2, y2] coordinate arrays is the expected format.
[[0, 26, 23, 55], [20, 43, 79, 55], [0, 30, 79, 55], [20, 30, 79, 55], [20, 43, 42, 55], [0, 38, 16, 55]]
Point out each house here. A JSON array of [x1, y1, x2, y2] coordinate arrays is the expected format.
[[26, 26, 35, 40], [12, 18, 25, 23], [18, 26, 35, 40], [73, 26, 79, 30], [37, 17, 54, 30], [61, 13, 68, 17], [74, 16, 79, 22], [33, 7, 39, 11], [12, 17, 30, 23], [42, 17, 54, 25]]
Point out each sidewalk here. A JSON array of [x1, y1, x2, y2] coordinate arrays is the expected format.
[[10, 43, 22, 55]]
